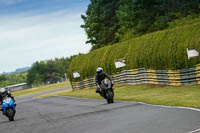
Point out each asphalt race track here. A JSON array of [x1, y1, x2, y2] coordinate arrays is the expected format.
[[1, 95, 200, 133]]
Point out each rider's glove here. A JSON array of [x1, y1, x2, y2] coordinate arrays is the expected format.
[[96, 85, 101, 93], [97, 84, 100, 88], [111, 81, 114, 86]]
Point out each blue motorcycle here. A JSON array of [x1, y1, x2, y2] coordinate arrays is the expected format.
[[2, 96, 16, 121]]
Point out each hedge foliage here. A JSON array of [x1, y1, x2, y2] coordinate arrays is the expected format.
[[68, 22, 200, 82]]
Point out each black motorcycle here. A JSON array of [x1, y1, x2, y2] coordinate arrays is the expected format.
[[99, 79, 114, 104]]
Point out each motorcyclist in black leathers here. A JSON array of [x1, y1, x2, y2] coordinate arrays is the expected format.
[[95, 67, 113, 93], [0, 88, 15, 111]]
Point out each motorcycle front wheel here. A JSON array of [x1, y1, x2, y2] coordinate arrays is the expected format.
[[106, 90, 114, 104], [7, 108, 14, 121]]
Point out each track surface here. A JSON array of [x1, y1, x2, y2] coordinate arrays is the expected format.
[[1, 95, 200, 133], [16, 87, 70, 102]]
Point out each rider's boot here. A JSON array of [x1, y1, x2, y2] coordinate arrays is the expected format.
[[96, 87, 101, 93], [0, 105, 3, 114]]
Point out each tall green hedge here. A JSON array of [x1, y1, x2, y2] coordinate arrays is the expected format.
[[68, 22, 200, 82]]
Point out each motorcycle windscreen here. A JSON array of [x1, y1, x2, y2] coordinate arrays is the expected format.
[[103, 78, 112, 88]]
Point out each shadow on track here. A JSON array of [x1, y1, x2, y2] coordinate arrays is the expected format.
[[0, 118, 25, 125]]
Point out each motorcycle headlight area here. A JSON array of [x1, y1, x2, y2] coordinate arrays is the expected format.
[[104, 79, 109, 84], [3, 99, 11, 104]]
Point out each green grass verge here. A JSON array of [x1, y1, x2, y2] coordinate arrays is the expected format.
[[37, 88, 73, 98], [39, 85, 200, 108], [13, 81, 71, 97]]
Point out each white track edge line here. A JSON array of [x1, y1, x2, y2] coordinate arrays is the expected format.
[[56, 95, 200, 112], [188, 128, 200, 133], [17, 95, 200, 133]]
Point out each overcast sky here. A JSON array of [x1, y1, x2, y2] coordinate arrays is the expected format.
[[0, 0, 91, 73]]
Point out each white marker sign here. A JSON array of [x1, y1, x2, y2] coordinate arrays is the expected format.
[[73, 72, 80, 78], [187, 48, 199, 59], [115, 58, 126, 69]]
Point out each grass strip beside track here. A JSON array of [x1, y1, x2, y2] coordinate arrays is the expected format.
[[37, 88, 73, 98], [13, 81, 71, 97], [39, 85, 200, 108]]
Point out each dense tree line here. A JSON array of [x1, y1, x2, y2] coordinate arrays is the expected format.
[[0, 56, 77, 87], [27, 56, 76, 85], [0, 73, 27, 88], [81, 0, 120, 50], [81, 0, 200, 50]]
